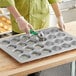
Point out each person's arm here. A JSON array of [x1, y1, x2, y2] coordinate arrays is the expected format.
[[7, 6, 32, 33], [0, 0, 32, 33], [51, 3, 65, 31], [7, 6, 21, 19]]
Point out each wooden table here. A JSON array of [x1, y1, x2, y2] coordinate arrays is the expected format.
[[0, 21, 76, 76]]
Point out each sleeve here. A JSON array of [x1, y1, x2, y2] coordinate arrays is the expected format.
[[0, 0, 15, 7], [48, 0, 62, 4]]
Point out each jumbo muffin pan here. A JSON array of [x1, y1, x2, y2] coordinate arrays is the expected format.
[[0, 27, 76, 63]]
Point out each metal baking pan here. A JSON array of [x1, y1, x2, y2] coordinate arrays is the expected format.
[[0, 27, 76, 63]]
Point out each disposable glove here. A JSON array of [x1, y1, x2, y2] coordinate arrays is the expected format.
[[16, 16, 32, 34], [57, 16, 65, 31]]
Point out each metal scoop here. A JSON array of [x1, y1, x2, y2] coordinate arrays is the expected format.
[[30, 29, 46, 41]]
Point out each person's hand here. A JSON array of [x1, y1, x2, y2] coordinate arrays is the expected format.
[[57, 16, 65, 31], [16, 16, 33, 34]]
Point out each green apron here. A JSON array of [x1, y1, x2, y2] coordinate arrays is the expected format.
[[0, 0, 60, 33]]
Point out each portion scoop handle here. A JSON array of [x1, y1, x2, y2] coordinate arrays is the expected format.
[[30, 29, 38, 35]]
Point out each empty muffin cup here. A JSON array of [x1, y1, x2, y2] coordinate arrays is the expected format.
[[42, 29, 51, 35], [7, 45, 16, 50], [35, 44, 44, 49], [62, 43, 71, 48], [1, 40, 10, 45], [13, 49, 23, 55], [11, 38, 20, 43], [52, 46, 61, 51], [64, 37, 73, 41], [50, 28, 59, 33], [32, 52, 41, 56], [55, 39, 63, 44], [18, 42, 27, 47], [71, 41, 76, 45], [48, 35, 56, 39], [19, 54, 30, 60], [20, 35, 29, 41], [56, 32, 65, 37], [24, 47, 34, 53], [42, 49, 52, 54], [45, 41, 54, 46], [27, 40, 36, 45]]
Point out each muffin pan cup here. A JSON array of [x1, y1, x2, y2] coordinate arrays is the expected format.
[[0, 27, 76, 63]]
